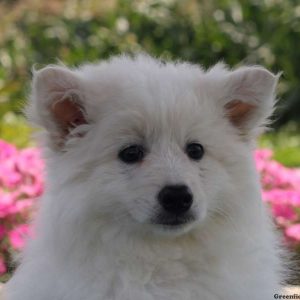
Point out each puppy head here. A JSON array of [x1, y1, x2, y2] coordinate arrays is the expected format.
[[28, 55, 278, 237]]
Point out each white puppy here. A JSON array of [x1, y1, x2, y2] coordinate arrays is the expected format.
[[7, 54, 285, 300]]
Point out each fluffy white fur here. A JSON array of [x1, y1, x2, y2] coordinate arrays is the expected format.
[[6, 54, 285, 300]]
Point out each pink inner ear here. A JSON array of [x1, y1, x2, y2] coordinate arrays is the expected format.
[[50, 97, 87, 135], [224, 100, 256, 127]]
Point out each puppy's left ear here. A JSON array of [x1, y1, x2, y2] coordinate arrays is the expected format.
[[222, 66, 279, 137]]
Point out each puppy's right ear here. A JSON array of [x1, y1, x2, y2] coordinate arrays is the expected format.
[[27, 66, 90, 150]]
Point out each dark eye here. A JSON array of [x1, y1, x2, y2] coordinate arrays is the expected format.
[[118, 144, 145, 164], [186, 143, 204, 161]]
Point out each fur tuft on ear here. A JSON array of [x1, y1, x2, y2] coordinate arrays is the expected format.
[[27, 66, 89, 149], [222, 66, 279, 137]]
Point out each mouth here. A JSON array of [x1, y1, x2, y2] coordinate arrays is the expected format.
[[151, 212, 196, 228]]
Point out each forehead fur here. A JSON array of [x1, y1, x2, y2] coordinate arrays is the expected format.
[[77, 55, 216, 126], [78, 54, 204, 85], [77, 55, 214, 110], [72, 55, 222, 148]]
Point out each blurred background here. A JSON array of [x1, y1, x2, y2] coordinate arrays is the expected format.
[[0, 0, 300, 162], [0, 0, 300, 284]]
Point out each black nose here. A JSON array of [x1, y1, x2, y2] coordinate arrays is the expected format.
[[157, 185, 193, 214]]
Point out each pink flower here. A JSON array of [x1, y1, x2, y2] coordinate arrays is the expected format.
[[8, 224, 33, 250], [19, 180, 44, 197], [0, 225, 6, 239], [255, 149, 300, 248], [14, 198, 35, 212], [286, 224, 300, 242], [272, 203, 297, 222], [0, 160, 22, 189], [17, 148, 44, 175], [0, 191, 17, 217], [0, 140, 17, 161], [254, 149, 273, 162], [0, 140, 45, 276], [263, 189, 300, 206]]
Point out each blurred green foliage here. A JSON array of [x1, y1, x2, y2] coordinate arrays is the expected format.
[[0, 113, 33, 148], [0, 0, 299, 163], [260, 123, 300, 167]]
